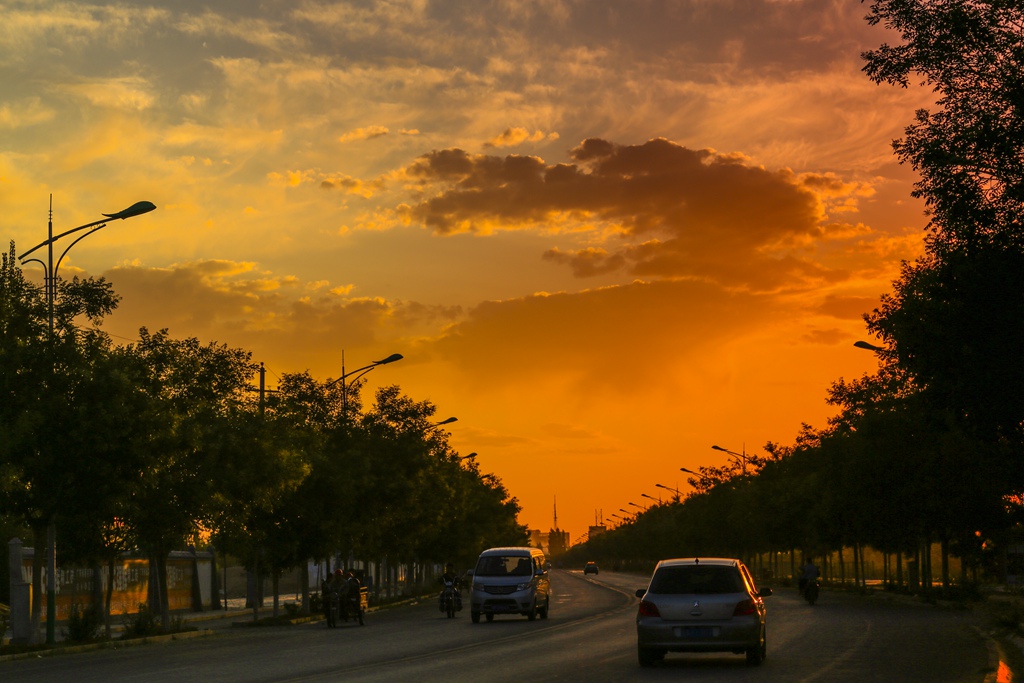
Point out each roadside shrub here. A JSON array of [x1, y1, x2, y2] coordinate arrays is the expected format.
[[62, 603, 102, 642], [121, 603, 160, 638]]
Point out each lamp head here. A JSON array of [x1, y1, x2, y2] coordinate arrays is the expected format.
[[103, 201, 156, 220]]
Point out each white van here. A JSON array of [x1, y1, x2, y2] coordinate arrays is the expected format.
[[469, 546, 551, 623]]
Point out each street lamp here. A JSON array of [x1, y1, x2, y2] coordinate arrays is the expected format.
[[641, 493, 660, 505], [458, 452, 478, 461], [433, 416, 458, 427], [19, 197, 157, 337], [679, 467, 698, 475], [18, 195, 157, 646], [629, 501, 647, 512], [712, 444, 748, 475], [854, 340, 887, 352], [655, 483, 682, 502], [328, 351, 403, 415]]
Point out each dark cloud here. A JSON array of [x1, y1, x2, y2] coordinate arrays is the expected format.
[[426, 277, 781, 397], [405, 137, 850, 291]]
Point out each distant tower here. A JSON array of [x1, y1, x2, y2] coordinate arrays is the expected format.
[[548, 495, 568, 555]]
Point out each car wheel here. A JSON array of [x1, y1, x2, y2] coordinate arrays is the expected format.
[[527, 601, 537, 621], [539, 596, 549, 619], [485, 613, 494, 622], [746, 628, 766, 666], [471, 611, 480, 623], [638, 646, 663, 667]]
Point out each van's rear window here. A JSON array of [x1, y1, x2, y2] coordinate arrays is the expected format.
[[476, 556, 534, 577]]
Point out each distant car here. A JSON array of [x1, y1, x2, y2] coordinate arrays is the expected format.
[[635, 557, 772, 667], [584, 562, 599, 575]]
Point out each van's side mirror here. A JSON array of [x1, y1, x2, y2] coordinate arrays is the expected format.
[[545, 561, 552, 571], [635, 589, 646, 598], [465, 569, 474, 577]]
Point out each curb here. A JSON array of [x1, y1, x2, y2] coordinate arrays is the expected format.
[[0, 629, 215, 663], [973, 626, 1014, 683]]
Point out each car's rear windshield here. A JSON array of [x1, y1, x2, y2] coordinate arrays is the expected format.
[[648, 565, 744, 594], [475, 555, 534, 577]]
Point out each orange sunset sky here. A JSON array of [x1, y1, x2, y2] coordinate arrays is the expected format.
[[2, 0, 934, 541]]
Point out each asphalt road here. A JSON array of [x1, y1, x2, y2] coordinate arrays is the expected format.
[[2, 569, 998, 682]]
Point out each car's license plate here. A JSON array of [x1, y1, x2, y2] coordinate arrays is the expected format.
[[675, 626, 717, 638]]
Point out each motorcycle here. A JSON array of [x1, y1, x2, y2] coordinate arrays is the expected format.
[[440, 579, 460, 618], [342, 585, 366, 626], [802, 579, 819, 605]]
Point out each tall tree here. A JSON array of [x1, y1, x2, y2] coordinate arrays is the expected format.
[[863, 0, 1024, 253], [863, 1, 1024, 442], [125, 328, 256, 626], [0, 243, 121, 639]]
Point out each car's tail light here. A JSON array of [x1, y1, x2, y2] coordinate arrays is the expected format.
[[638, 600, 661, 618], [733, 598, 756, 616]]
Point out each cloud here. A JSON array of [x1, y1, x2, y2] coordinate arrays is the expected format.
[[484, 127, 559, 148], [542, 247, 626, 278], [338, 126, 390, 143], [401, 137, 878, 291], [425, 277, 782, 398], [815, 294, 878, 320], [102, 259, 462, 370], [63, 77, 156, 111], [0, 98, 55, 129]]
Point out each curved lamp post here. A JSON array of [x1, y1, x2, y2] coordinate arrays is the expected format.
[[328, 351, 403, 415], [433, 416, 458, 427], [458, 451, 477, 461], [629, 501, 647, 512], [18, 196, 157, 646], [641, 492, 660, 506], [655, 483, 682, 502], [712, 444, 748, 475], [19, 198, 157, 338]]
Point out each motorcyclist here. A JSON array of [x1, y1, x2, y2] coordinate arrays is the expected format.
[[438, 562, 462, 612], [324, 569, 346, 627], [799, 558, 820, 594], [343, 569, 361, 620]]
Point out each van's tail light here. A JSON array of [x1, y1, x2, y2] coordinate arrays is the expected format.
[[638, 600, 661, 618], [733, 598, 756, 616]]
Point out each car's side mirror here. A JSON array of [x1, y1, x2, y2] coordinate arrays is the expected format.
[[758, 587, 773, 598], [465, 569, 474, 577], [635, 589, 646, 598]]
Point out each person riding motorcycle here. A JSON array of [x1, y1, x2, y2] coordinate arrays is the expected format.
[[799, 559, 820, 594], [324, 569, 347, 627], [438, 562, 462, 612], [342, 569, 361, 620]]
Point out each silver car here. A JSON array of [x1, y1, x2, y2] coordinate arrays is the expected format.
[[635, 557, 772, 667]]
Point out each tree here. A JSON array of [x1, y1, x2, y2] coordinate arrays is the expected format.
[[124, 328, 256, 626], [0, 242, 123, 639], [863, 1, 1024, 441], [863, 0, 1024, 253]]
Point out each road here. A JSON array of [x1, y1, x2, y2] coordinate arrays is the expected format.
[[2, 569, 997, 682]]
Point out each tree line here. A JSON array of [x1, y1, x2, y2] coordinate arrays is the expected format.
[[571, 0, 1024, 592], [0, 246, 526, 637]]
